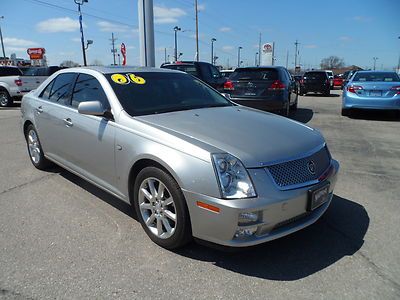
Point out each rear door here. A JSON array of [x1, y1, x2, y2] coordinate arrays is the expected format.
[[228, 68, 279, 98]]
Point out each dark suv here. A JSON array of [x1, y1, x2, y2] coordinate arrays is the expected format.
[[223, 66, 298, 116], [160, 61, 226, 91], [300, 71, 330, 96]]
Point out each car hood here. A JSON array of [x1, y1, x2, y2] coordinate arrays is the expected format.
[[135, 106, 325, 168]]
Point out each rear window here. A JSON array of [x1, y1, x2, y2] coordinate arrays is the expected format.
[[161, 64, 199, 77], [353, 72, 400, 82], [304, 72, 327, 80], [0, 67, 22, 76], [230, 68, 278, 81]]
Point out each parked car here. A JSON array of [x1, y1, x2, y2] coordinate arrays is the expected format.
[[300, 71, 330, 96], [325, 70, 334, 89], [333, 74, 344, 88], [220, 69, 234, 79], [223, 66, 298, 116], [21, 66, 339, 249], [342, 70, 360, 88], [0, 66, 26, 107], [19, 66, 65, 93], [341, 71, 400, 116], [160, 61, 226, 91]]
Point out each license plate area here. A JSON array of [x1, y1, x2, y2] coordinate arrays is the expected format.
[[369, 90, 382, 97], [307, 183, 330, 211]]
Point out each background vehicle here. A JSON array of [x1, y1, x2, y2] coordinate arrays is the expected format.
[[160, 61, 226, 91], [342, 71, 400, 116], [21, 66, 338, 249], [220, 69, 234, 79], [333, 74, 344, 88], [0, 66, 25, 107], [342, 70, 359, 88], [300, 71, 330, 96], [223, 66, 298, 116], [19, 66, 65, 93], [325, 70, 334, 89]]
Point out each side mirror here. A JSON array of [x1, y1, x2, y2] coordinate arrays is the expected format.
[[78, 101, 106, 116], [221, 93, 231, 99]]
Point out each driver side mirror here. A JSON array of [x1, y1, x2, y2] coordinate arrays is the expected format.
[[78, 101, 106, 116]]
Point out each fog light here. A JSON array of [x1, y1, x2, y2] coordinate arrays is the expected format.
[[238, 212, 259, 225], [234, 226, 258, 238]]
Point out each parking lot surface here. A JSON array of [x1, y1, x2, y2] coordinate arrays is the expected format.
[[1, 90, 399, 299]]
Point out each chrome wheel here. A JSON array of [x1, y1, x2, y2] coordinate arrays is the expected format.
[[0, 92, 9, 107], [27, 129, 41, 164], [138, 177, 177, 239]]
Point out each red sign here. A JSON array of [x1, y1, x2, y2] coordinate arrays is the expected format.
[[27, 48, 46, 60], [120, 43, 126, 66]]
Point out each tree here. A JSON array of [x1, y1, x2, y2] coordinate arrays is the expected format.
[[60, 60, 80, 67], [320, 56, 345, 69], [90, 59, 103, 66]]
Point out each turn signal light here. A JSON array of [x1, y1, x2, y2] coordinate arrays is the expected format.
[[196, 201, 220, 213], [347, 85, 363, 93], [224, 80, 234, 90]]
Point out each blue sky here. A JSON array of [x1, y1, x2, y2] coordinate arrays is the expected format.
[[2, 0, 399, 70]]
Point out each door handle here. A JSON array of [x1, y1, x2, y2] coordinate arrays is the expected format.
[[63, 118, 73, 127], [36, 106, 43, 114]]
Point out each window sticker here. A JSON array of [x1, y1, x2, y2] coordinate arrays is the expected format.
[[111, 73, 146, 85]]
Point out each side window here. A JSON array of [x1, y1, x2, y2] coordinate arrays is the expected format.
[[39, 80, 55, 100], [71, 74, 110, 110], [209, 65, 221, 79], [48, 73, 76, 106]]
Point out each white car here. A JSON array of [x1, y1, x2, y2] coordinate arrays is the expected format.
[[325, 70, 334, 89], [0, 66, 26, 107]]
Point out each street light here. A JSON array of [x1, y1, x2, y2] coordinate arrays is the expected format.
[[84, 39, 93, 50], [74, 0, 88, 66], [0, 16, 6, 60], [213, 55, 218, 65], [173, 26, 181, 62], [373, 57, 378, 70], [237, 46, 242, 67], [211, 38, 216, 64]]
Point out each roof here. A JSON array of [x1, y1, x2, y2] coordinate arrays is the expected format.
[[68, 66, 183, 75]]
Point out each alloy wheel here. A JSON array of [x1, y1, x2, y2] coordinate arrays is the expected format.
[[27, 129, 41, 164]]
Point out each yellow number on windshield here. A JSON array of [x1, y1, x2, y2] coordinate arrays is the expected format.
[[128, 73, 146, 85], [111, 73, 129, 85]]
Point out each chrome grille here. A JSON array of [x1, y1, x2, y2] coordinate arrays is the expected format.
[[266, 146, 331, 189]]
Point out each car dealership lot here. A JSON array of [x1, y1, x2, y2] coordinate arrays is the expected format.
[[0, 90, 399, 299]]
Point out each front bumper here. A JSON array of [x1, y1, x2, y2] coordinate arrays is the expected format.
[[183, 159, 339, 247]]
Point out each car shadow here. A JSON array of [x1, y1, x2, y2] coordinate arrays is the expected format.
[[303, 93, 340, 98], [290, 108, 314, 124], [176, 195, 369, 281], [348, 110, 399, 122]]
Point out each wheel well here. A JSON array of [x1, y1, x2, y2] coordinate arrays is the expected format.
[[128, 159, 176, 203], [23, 120, 33, 136]]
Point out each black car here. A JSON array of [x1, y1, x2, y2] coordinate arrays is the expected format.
[[300, 71, 330, 96], [160, 61, 226, 91], [223, 66, 298, 116]]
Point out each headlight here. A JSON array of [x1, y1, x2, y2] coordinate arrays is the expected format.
[[211, 153, 256, 199]]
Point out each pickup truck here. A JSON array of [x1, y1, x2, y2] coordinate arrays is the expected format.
[[19, 66, 64, 93], [0, 66, 26, 107]]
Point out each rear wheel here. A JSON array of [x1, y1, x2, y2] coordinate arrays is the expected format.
[[133, 167, 192, 249], [24, 124, 52, 170], [0, 89, 12, 107], [324, 89, 330, 96]]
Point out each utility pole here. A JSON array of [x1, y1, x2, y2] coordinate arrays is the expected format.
[[195, 0, 199, 61], [173, 26, 181, 62], [254, 52, 258, 66], [0, 16, 6, 60], [74, 0, 88, 66], [237, 46, 242, 67], [164, 47, 167, 63], [138, 0, 155, 67], [373, 57, 378, 70], [258, 33, 261, 67], [286, 50, 289, 69], [110, 32, 117, 65], [294, 39, 299, 73], [272, 41, 275, 66], [211, 38, 216, 64]]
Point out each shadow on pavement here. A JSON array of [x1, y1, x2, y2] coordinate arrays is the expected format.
[[348, 110, 399, 122], [177, 195, 369, 281], [303, 93, 340, 98], [290, 108, 314, 124]]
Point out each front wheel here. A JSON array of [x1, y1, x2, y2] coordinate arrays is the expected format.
[[0, 89, 13, 107], [133, 167, 192, 249]]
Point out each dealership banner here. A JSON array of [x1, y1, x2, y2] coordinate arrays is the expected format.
[[120, 43, 126, 66], [261, 42, 273, 66]]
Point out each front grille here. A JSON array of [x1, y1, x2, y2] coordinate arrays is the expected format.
[[266, 146, 331, 189], [272, 212, 310, 231]]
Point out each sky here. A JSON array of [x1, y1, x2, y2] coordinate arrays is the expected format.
[[1, 0, 399, 70]]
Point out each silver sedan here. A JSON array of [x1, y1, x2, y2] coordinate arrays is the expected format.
[[21, 67, 339, 249]]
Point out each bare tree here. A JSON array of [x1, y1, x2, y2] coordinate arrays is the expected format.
[[90, 59, 103, 66], [320, 56, 345, 69], [60, 60, 80, 67]]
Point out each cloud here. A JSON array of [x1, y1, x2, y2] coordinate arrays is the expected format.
[[36, 17, 83, 33], [304, 44, 317, 48], [71, 37, 81, 42], [222, 46, 234, 52], [154, 6, 186, 24], [339, 36, 352, 41], [97, 21, 132, 33], [219, 27, 231, 32], [198, 4, 206, 11], [3, 37, 38, 48]]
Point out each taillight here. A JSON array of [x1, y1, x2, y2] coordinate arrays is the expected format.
[[390, 85, 400, 95], [347, 85, 363, 93], [224, 80, 234, 90], [269, 80, 285, 90], [300, 79, 304, 84], [14, 79, 22, 86]]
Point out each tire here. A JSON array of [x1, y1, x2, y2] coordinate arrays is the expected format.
[[291, 94, 298, 111], [299, 89, 305, 96], [341, 108, 350, 117], [0, 89, 13, 107], [133, 166, 192, 249], [24, 124, 52, 170], [324, 89, 330, 96]]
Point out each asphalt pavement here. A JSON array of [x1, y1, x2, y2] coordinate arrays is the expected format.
[[0, 90, 399, 299]]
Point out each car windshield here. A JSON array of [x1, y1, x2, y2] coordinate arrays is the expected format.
[[106, 72, 233, 116], [352, 72, 400, 82], [230, 68, 278, 81], [161, 64, 199, 77]]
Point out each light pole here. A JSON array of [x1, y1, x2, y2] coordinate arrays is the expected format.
[[255, 52, 258, 66], [211, 38, 216, 64], [397, 36, 400, 73], [0, 16, 6, 60], [373, 57, 378, 70], [237, 46, 242, 67], [74, 0, 88, 66], [173, 26, 181, 62]]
